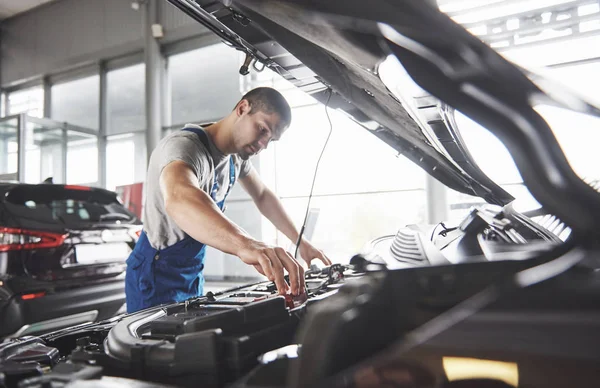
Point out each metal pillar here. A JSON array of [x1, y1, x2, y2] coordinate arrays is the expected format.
[[98, 62, 108, 188], [62, 128, 67, 183], [43, 77, 52, 118], [17, 114, 26, 182], [426, 173, 449, 224], [145, 0, 164, 163], [134, 132, 148, 183], [162, 56, 171, 132]]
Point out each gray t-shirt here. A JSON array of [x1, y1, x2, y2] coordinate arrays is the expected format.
[[143, 124, 253, 250]]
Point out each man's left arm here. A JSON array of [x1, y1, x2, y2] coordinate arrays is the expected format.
[[239, 168, 332, 267]]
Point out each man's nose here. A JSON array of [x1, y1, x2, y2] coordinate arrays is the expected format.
[[258, 138, 269, 150]]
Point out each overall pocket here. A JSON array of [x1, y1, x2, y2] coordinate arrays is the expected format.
[[126, 251, 154, 295], [154, 255, 204, 299]]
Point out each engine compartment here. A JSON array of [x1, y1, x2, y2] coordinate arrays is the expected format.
[[1, 205, 599, 388]]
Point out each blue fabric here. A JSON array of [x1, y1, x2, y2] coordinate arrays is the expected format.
[[126, 128, 236, 313]]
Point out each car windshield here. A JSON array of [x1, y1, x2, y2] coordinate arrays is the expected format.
[[3, 185, 136, 225]]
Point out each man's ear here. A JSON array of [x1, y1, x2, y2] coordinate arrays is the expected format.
[[236, 99, 250, 117]]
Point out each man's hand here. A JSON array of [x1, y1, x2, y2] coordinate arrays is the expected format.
[[298, 239, 332, 267], [237, 241, 305, 295]]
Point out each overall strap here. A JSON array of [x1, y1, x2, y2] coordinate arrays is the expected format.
[[182, 126, 210, 150], [224, 156, 236, 199], [181, 126, 236, 202]]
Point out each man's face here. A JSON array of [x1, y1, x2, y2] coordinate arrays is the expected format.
[[233, 100, 288, 160]]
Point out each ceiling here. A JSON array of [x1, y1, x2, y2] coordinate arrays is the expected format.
[[0, 0, 55, 21]]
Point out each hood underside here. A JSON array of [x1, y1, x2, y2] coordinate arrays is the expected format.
[[167, 0, 600, 237], [166, 0, 514, 205]]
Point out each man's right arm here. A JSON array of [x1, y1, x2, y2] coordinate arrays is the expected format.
[[159, 160, 304, 295]]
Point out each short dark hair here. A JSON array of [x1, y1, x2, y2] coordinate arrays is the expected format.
[[239, 87, 292, 128]]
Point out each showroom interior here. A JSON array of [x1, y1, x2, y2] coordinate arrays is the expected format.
[[0, 0, 599, 369], [1, 0, 597, 281]]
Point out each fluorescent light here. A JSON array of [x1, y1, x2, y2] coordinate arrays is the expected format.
[[578, 3, 600, 16], [452, 0, 576, 25]]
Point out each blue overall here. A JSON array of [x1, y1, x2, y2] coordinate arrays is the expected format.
[[125, 127, 236, 313]]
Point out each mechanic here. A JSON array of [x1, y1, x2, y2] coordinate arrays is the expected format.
[[126, 87, 331, 313]]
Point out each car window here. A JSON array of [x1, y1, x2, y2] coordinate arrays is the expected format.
[[3, 185, 137, 225]]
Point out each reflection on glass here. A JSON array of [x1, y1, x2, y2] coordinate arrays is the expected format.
[[107, 64, 145, 135], [67, 131, 98, 185], [52, 75, 100, 130]]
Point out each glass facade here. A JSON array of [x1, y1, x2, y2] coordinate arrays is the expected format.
[[7, 87, 44, 117], [51, 75, 100, 130], [106, 134, 136, 192], [107, 64, 145, 135], [66, 131, 98, 185], [169, 44, 242, 126]]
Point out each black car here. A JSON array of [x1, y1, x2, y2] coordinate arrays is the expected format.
[[1, 0, 600, 387], [0, 183, 141, 339]]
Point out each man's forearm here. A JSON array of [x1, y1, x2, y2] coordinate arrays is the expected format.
[[165, 185, 254, 255], [254, 188, 301, 243]]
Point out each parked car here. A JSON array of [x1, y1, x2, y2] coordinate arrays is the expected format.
[[0, 183, 141, 339], [1, 0, 600, 387]]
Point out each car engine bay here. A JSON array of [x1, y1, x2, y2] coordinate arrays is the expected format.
[[2, 203, 599, 388]]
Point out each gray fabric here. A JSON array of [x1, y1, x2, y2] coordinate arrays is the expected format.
[[143, 123, 253, 250]]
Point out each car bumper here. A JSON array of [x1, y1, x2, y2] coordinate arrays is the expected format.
[[0, 279, 125, 338]]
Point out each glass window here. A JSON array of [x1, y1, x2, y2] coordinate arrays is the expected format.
[[278, 191, 427, 262], [52, 75, 100, 130], [449, 101, 600, 214], [453, 111, 522, 185], [67, 131, 98, 185], [106, 134, 136, 192], [545, 61, 600, 110], [7, 87, 44, 118], [274, 105, 426, 197], [29, 120, 65, 184], [107, 64, 145, 135], [536, 104, 600, 182], [250, 69, 318, 108], [169, 44, 242, 126]]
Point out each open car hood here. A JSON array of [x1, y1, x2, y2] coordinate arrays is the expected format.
[[167, 0, 600, 238]]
